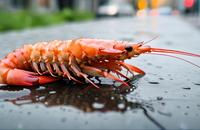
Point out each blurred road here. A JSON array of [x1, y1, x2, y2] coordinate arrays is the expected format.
[[184, 15, 200, 29], [0, 15, 200, 130]]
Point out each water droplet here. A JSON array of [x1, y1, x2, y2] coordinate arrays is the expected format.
[[156, 66, 162, 69], [49, 91, 56, 94], [85, 121, 88, 125], [44, 102, 48, 105], [9, 109, 13, 113], [167, 74, 171, 76], [61, 117, 66, 122], [161, 102, 165, 106], [0, 104, 4, 108], [156, 96, 163, 100], [182, 87, 191, 90], [38, 96, 45, 101], [36, 86, 46, 90], [27, 112, 31, 115], [148, 81, 159, 84], [164, 91, 168, 93], [92, 102, 104, 109], [159, 78, 164, 80], [77, 95, 81, 98], [186, 106, 190, 109], [132, 110, 137, 113], [184, 112, 188, 116], [194, 83, 200, 86], [35, 105, 39, 109], [62, 108, 66, 112], [177, 105, 181, 108], [118, 103, 125, 109], [94, 97, 99, 101], [147, 63, 152, 66], [120, 96, 124, 100], [165, 41, 173, 45], [127, 106, 131, 110], [124, 89, 129, 93], [110, 96, 115, 100], [129, 88, 134, 92], [157, 110, 172, 117], [197, 104, 200, 107]]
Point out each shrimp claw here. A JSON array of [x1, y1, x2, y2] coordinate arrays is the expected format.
[[6, 69, 58, 86]]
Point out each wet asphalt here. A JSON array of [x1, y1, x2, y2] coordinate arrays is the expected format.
[[0, 16, 200, 129]]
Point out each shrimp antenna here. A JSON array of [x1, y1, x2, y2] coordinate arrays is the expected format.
[[143, 36, 159, 45], [146, 53, 200, 69], [150, 48, 200, 58]]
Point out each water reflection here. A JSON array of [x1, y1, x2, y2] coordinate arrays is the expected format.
[[0, 79, 166, 129], [1, 80, 141, 112]]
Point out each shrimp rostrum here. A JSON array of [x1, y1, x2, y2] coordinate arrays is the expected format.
[[0, 38, 199, 88]]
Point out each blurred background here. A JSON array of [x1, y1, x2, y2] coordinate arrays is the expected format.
[[0, 0, 200, 32]]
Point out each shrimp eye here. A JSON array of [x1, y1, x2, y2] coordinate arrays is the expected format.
[[125, 46, 133, 52]]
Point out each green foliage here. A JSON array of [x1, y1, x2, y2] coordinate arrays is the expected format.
[[0, 9, 94, 32]]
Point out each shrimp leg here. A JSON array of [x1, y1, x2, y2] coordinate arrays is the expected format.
[[118, 62, 145, 75], [81, 66, 129, 86]]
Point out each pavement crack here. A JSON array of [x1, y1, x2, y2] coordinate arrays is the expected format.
[[140, 106, 166, 130]]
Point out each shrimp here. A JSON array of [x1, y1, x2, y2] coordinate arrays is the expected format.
[[0, 38, 199, 88]]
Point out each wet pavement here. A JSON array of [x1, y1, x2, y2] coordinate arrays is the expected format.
[[0, 16, 200, 130]]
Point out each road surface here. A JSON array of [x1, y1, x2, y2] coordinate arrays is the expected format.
[[0, 15, 200, 130]]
